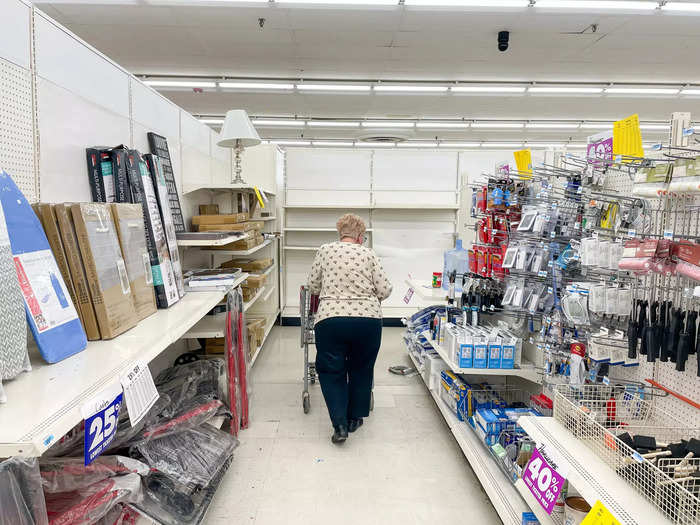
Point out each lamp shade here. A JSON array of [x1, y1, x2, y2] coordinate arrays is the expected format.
[[217, 109, 261, 148]]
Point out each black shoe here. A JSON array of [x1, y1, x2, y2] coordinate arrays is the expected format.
[[348, 418, 363, 433], [331, 425, 348, 444]]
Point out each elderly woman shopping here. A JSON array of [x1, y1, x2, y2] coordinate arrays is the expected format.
[[307, 213, 393, 444]]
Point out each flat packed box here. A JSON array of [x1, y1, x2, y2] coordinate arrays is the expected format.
[[110, 146, 132, 203], [199, 204, 219, 215], [192, 213, 248, 226], [197, 221, 263, 232], [205, 337, 225, 355], [220, 258, 273, 272], [72, 203, 139, 339], [110, 203, 157, 321], [85, 148, 115, 203], [212, 234, 263, 251], [245, 273, 267, 289], [129, 152, 179, 309], [54, 203, 101, 340]]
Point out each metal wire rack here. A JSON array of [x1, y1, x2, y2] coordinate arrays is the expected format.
[[553, 384, 700, 524], [299, 285, 318, 414]]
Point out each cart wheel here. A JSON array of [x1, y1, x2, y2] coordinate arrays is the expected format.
[[370, 391, 374, 411], [303, 392, 311, 414]]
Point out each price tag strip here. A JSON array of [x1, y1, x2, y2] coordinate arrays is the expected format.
[[581, 501, 622, 525], [120, 360, 160, 427], [81, 382, 123, 465], [403, 287, 414, 304], [522, 445, 569, 515]]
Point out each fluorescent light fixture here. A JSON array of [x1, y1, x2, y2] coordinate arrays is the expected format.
[[272, 140, 311, 146], [145, 80, 216, 88], [681, 89, 700, 95], [605, 87, 680, 95], [472, 122, 524, 129], [219, 82, 294, 90], [526, 123, 580, 129], [439, 142, 481, 148], [482, 142, 524, 148], [405, 0, 529, 5], [416, 121, 470, 128], [397, 142, 438, 148], [361, 121, 415, 128], [297, 84, 371, 91], [529, 143, 565, 148], [566, 143, 589, 148], [451, 85, 526, 93], [662, 2, 700, 11], [528, 86, 603, 94], [639, 124, 670, 130], [374, 85, 449, 92], [312, 141, 355, 147], [355, 142, 396, 147], [307, 121, 361, 127], [251, 119, 307, 127], [536, 1, 657, 10], [199, 118, 224, 124], [277, 0, 397, 4], [580, 123, 613, 129]]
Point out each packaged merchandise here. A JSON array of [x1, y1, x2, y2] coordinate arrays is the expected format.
[[144, 154, 185, 298], [147, 132, 186, 233], [54, 204, 101, 340], [109, 146, 132, 203], [197, 221, 264, 232], [0, 457, 48, 525], [220, 257, 273, 272], [0, 171, 86, 362], [85, 148, 114, 203], [110, 204, 157, 321], [71, 203, 139, 339], [442, 239, 469, 293], [128, 152, 179, 309], [192, 213, 248, 226]]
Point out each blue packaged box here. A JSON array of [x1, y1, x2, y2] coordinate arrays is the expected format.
[[521, 512, 539, 525], [475, 420, 499, 446], [473, 342, 488, 368], [501, 343, 515, 369], [488, 342, 502, 369], [459, 342, 473, 368]]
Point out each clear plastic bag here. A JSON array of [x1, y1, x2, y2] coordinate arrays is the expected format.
[[0, 457, 48, 525], [40, 456, 149, 494], [134, 423, 238, 489]]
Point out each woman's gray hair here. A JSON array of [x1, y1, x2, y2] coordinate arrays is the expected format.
[[336, 213, 366, 240]]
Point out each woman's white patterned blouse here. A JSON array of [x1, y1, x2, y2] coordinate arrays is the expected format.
[[307, 241, 393, 324]]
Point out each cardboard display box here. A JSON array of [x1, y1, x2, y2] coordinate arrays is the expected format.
[[245, 273, 267, 289], [221, 258, 273, 272], [71, 203, 139, 339], [54, 203, 101, 340], [205, 337, 225, 355], [110, 203, 157, 322], [199, 204, 219, 215], [197, 221, 263, 233], [211, 233, 264, 252], [192, 213, 248, 226], [85, 148, 115, 203]]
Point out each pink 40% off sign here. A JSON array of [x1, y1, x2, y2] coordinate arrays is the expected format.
[[522, 446, 568, 515]]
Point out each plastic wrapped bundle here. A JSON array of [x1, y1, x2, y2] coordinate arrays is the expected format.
[[134, 423, 238, 488], [44, 473, 143, 525], [0, 457, 48, 525], [155, 359, 225, 413], [40, 456, 149, 494], [95, 504, 139, 525]]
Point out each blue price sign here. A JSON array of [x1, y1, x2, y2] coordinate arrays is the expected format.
[[81, 383, 123, 465]]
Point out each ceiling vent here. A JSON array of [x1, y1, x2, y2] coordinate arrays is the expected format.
[[357, 133, 409, 143]]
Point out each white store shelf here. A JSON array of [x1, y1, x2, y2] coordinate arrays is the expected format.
[[262, 286, 275, 302], [251, 265, 276, 278], [250, 315, 277, 368], [285, 204, 458, 210], [518, 416, 673, 525], [514, 479, 559, 525], [421, 331, 541, 384], [183, 183, 276, 196], [0, 290, 230, 457], [203, 238, 272, 256], [408, 344, 532, 525], [284, 246, 319, 251], [177, 232, 249, 247], [243, 286, 267, 312], [405, 278, 447, 303], [256, 216, 277, 221], [283, 228, 373, 232]]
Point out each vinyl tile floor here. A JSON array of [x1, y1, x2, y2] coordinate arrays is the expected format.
[[205, 326, 500, 525]]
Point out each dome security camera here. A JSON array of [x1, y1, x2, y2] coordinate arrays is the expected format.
[[498, 31, 510, 52]]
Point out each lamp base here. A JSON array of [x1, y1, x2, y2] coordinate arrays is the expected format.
[[231, 141, 246, 186]]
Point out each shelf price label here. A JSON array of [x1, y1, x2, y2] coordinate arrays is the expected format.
[[522, 446, 567, 515], [581, 501, 622, 525], [403, 287, 415, 305], [81, 382, 123, 466]]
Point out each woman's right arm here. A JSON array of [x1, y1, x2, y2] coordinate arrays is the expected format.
[[308, 249, 323, 294]]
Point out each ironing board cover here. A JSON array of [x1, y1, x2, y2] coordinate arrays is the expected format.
[[0, 188, 27, 383], [0, 170, 87, 363]]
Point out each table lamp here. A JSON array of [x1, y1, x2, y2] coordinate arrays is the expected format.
[[217, 109, 261, 185]]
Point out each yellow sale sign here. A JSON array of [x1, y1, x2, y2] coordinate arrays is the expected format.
[[514, 149, 533, 178], [613, 114, 644, 161], [581, 501, 622, 525]]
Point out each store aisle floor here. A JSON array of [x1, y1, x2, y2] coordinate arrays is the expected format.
[[206, 326, 500, 525]]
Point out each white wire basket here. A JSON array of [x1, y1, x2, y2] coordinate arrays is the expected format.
[[553, 384, 700, 524]]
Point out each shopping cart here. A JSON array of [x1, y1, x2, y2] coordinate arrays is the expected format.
[[300, 285, 319, 414]]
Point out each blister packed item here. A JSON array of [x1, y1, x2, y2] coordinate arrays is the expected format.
[[580, 237, 598, 266], [589, 284, 606, 314], [40, 456, 149, 494], [44, 473, 142, 525], [134, 424, 238, 488], [561, 293, 590, 325], [0, 457, 48, 525]]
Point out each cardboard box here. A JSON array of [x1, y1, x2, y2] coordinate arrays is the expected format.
[[197, 221, 263, 233], [71, 203, 138, 339], [54, 203, 101, 340], [110, 146, 132, 203], [205, 337, 226, 355], [212, 235, 263, 252], [128, 151, 179, 309], [37, 204, 82, 328], [221, 258, 273, 272], [199, 204, 219, 215], [241, 286, 259, 302], [110, 203, 157, 321], [245, 273, 267, 289], [192, 213, 247, 226]]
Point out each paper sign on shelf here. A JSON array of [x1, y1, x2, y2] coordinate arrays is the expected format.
[[120, 360, 159, 427], [81, 382, 123, 465], [613, 114, 644, 161], [514, 149, 533, 178], [581, 501, 622, 525], [403, 287, 414, 304], [522, 445, 568, 515]]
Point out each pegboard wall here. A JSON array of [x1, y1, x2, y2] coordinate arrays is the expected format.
[[0, 57, 36, 202], [601, 156, 700, 425]]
